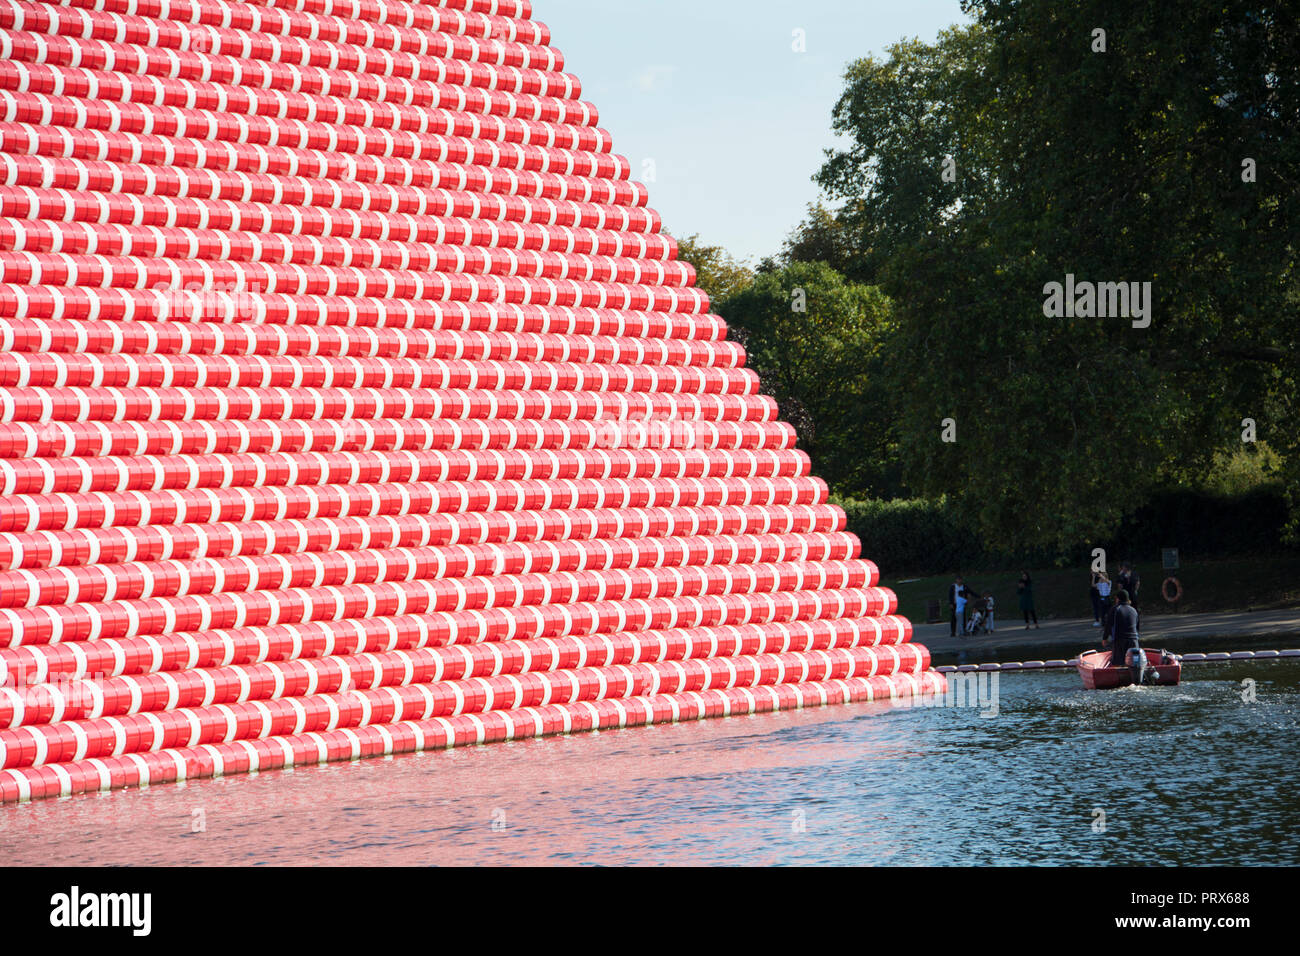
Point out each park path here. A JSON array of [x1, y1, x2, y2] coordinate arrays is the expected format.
[[918, 607, 1300, 657]]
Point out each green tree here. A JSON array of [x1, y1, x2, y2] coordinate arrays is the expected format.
[[812, 0, 1299, 551], [718, 262, 905, 498], [815, 24, 1000, 285], [780, 202, 859, 276], [670, 233, 755, 305]]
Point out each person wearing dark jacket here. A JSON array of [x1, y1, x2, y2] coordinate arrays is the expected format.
[[1017, 571, 1039, 628], [1101, 593, 1119, 647], [1105, 589, 1140, 663], [1117, 564, 1140, 606]]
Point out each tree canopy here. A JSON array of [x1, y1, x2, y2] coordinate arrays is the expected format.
[[718, 262, 903, 498], [799, 0, 1299, 551], [669, 233, 756, 306]]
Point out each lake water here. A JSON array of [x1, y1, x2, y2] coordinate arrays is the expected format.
[[2, 650, 1296, 866]]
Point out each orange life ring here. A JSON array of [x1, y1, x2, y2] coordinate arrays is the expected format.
[[1161, 576, 1183, 603]]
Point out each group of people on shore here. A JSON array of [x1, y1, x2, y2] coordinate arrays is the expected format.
[[948, 571, 1041, 637], [946, 565, 1141, 641], [1090, 564, 1141, 626]]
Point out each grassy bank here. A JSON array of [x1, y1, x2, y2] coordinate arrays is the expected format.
[[883, 555, 1300, 625]]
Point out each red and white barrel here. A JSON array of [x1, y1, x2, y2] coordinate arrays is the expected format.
[[0, 0, 939, 803]]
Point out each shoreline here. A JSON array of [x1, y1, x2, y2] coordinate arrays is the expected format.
[[918, 606, 1300, 663]]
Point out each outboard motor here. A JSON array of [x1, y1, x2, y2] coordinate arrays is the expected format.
[[1126, 644, 1151, 685]]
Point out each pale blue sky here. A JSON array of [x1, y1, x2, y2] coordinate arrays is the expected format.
[[537, 0, 972, 263]]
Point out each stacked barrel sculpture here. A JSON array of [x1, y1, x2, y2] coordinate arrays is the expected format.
[[0, 0, 942, 803]]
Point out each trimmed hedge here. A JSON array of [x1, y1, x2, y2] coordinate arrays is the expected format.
[[837, 483, 1293, 577]]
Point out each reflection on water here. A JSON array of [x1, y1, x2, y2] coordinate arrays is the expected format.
[[2, 662, 1296, 866]]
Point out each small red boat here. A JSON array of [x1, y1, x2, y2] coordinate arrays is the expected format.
[[1076, 648, 1182, 689]]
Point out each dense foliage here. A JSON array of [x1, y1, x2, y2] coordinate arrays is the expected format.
[[718, 263, 902, 496], [681, 0, 1299, 556]]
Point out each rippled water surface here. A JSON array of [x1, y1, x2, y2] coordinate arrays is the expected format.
[[2, 659, 1297, 866]]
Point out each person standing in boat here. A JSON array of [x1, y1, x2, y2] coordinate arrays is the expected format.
[[1101, 591, 1119, 647], [1104, 589, 1140, 662]]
